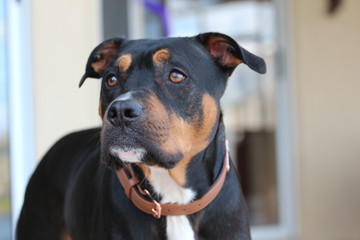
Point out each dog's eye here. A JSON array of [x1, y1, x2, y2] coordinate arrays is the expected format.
[[107, 76, 118, 87], [169, 70, 186, 83]]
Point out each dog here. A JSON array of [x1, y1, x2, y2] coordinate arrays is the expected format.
[[16, 32, 266, 240]]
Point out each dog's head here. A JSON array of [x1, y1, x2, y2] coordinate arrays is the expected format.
[[80, 32, 266, 172]]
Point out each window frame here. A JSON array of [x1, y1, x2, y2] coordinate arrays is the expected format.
[[6, 0, 36, 237], [251, 0, 297, 238]]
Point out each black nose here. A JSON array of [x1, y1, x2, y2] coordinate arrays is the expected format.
[[107, 100, 144, 125]]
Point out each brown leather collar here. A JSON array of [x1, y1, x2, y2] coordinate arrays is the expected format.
[[115, 141, 230, 218]]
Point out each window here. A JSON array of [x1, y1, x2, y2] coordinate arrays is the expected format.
[[161, 0, 287, 230]]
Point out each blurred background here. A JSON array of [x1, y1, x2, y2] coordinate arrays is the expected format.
[[1, 0, 359, 239]]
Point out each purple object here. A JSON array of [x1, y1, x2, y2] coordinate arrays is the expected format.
[[139, 0, 170, 36]]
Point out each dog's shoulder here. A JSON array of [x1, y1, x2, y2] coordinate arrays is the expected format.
[[46, 128, 101, 156], [37, 128, 101, 175]]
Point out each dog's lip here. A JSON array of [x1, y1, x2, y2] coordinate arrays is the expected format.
[[110, 146, 146, 164]]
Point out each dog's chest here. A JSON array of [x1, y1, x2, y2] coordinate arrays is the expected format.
[[148, 167, 196, 240]]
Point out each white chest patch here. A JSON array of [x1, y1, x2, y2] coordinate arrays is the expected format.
[[149, 167, 196, 240]]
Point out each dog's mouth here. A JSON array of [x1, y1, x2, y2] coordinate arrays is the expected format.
[[100, 123, 182, 170], [109, 146, 146, 164], [100, 124, 144, 169]]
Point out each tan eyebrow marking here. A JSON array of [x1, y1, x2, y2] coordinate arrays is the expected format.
[[117, 54, 132, 72], [153, 49, 170, 65]]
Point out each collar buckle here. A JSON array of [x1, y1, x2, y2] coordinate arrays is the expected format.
[[142, 189, 162, 219]]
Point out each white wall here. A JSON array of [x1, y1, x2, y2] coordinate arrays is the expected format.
[[292, 0, 360, 239], [32, 0, 102, 160]]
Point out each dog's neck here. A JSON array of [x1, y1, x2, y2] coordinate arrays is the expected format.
[[185, 122, 227, 198], [129, 121, 227, 240]]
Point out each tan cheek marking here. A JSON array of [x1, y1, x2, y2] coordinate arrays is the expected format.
[[168, 93, 218, 186], [117, 54, 132, 72], [142, 93, 218, 186], [153, 49, 170, 65], [98, 99, 103, 119], [61, 230, 72, 240]]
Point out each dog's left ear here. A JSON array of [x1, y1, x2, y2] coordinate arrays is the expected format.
[[194, 32, 266, 76], [79, 37, 126, 87]]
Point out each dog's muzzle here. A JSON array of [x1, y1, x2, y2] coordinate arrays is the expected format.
[[101, 91, 147, 167]]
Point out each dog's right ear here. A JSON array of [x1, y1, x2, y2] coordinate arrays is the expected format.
[[79, 37, 125, 87], [194, 32, 266, 76]]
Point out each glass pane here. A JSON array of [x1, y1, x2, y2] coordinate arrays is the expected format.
[[142, 0, 279, 226], [0, 0, 12, 239]]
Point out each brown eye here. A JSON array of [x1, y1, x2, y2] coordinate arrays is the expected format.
[[107, 76, 118, 87], [169, 70, 186, 83]]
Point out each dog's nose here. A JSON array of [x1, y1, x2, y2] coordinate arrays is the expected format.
[[107, 100, 144, 125]]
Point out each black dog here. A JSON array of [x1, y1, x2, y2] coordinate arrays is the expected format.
[[17, 32, 265, 240]]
